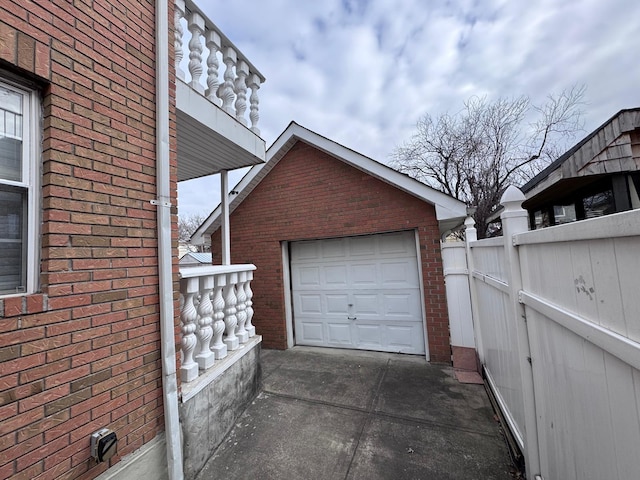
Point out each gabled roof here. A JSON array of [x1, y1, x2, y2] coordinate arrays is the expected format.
[[179, 252, 212, 264], [522, 107, 640, 199], [191, 122, 467, 243]]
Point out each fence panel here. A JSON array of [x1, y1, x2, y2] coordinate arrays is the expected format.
[[515, 210, 640, 480], [441, 242, 475, 349], [468, 237, 527, 448], [463, 187, 640, 480], [470, 237, 507, 282]]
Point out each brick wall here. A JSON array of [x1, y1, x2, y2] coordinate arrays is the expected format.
[[0, 1, 179, 479], [211, 141, 451, 363]]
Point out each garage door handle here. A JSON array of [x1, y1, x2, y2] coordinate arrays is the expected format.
[[347, 316, 357, 320]]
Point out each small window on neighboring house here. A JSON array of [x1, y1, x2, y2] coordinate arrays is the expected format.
[[582, 189, 615, 219], [629, 173, 640, 209], [533, 209, 550, 229], [0, 80, 39, 296], [553, 204, 577, 225]]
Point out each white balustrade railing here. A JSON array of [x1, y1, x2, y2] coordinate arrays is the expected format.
[[175, 0, 265, 135], [179, 264, 257, 383]]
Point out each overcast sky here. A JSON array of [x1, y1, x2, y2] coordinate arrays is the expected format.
[[178, 0, 640, 218]]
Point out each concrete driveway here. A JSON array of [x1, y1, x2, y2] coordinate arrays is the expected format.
[[196, 347, 513, 480]]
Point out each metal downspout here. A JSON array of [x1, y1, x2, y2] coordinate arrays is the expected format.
[[155, 1, 184, 478], [220, 170, 231, 265]]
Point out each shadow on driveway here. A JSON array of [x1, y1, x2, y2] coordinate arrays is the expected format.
[[196, 347, 513, 480]]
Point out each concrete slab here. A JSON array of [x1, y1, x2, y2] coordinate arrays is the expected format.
[[197, 393, 365, 480], [194, 347, 513, 480], [347, 415, 512, 480], [375, 358, 498, 435], [263, 347, 387, 410]]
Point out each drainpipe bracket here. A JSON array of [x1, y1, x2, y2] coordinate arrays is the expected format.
[[151, 199, 172, 207]]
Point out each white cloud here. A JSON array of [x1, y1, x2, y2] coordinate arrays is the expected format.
[[179, 0, 640, 217]]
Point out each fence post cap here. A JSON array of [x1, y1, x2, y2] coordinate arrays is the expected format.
[[464, 216, 476, 228], [501, 185, 525, 210]]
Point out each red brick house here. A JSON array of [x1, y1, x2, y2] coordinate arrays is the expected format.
[[0, 1, 266, 479], [193, 123, 467, 363]]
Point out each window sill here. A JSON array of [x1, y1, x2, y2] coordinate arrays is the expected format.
[[0, 293, 47, 317]]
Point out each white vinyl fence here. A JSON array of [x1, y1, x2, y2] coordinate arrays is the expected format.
[[462, 186, 640, 480]]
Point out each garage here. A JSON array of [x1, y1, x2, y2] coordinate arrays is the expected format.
[[290, 231, 426, 354], [198, 123, 468, 362]]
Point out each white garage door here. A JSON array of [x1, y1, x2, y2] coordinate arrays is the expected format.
[[290, 231, 426, 354]]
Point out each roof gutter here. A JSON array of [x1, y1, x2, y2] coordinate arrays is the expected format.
[[155, 1, 184, 478]]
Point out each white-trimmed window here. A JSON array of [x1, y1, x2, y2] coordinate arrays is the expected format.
[[0, 79, 40, 296]]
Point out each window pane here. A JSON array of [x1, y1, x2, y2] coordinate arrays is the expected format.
[[0, 87, 22, 115], [0, 137, 22, 182], [0, 85, 23, 182], [533, 209, 550, 229], [0, 186, 25, 294], [553, 204, 577, 225], [583, 189, 614, 219]]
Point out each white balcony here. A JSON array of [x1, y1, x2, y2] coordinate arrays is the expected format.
[[173, 2, 265, 406], [175, 0, 266, 182]]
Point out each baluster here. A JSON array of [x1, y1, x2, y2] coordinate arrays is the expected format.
[[180, 277, 199, 382], [218, 47, 237, 115], [247, 73, 261, 135], [211, 273, 228, 359], [245, 270, 255, 337], [174, 0, 186, 80], [187, 12, 205, 94], [223, 272, 239, 350], [235, 271, 249, 343], [234, 61, 249, 126], [195, 275, 215, 370], [205, 29, 222, 105]]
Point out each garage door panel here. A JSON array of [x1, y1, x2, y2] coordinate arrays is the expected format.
[[351, 263, 377, 285], [349, 236, 375, 255], [293, 241, 320, 261], [300, 322, 324, 343], [327, 323, 352, 344], [387, 325, 420, 352], [324, 265, 348, 286], [353, 293, 380, 315], [322, 238, 346, 258], [354, 324, 382, 347], [292, 232, 426, 355], [326, 294, 349, 314], [381, 261, 419, 286], [296, 266, 321, 287], [383, 292, 421, 317], [297, 294, 323, 314], [380, 232, 413, 254]]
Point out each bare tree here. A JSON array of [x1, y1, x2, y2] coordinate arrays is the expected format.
[[392, 86, 585, 238], [178, 212, 207, 246]]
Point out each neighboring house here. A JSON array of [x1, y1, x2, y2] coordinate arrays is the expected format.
[[521, 108, 640, 229], [193, 122, 467, 364], [179, 252, 212, 267], [178, 241, 195, 258], [178, 241, 209, 258], [1, 1, 265, 479]]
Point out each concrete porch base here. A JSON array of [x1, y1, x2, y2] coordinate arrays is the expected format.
[[180, 338, 261, 480]]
